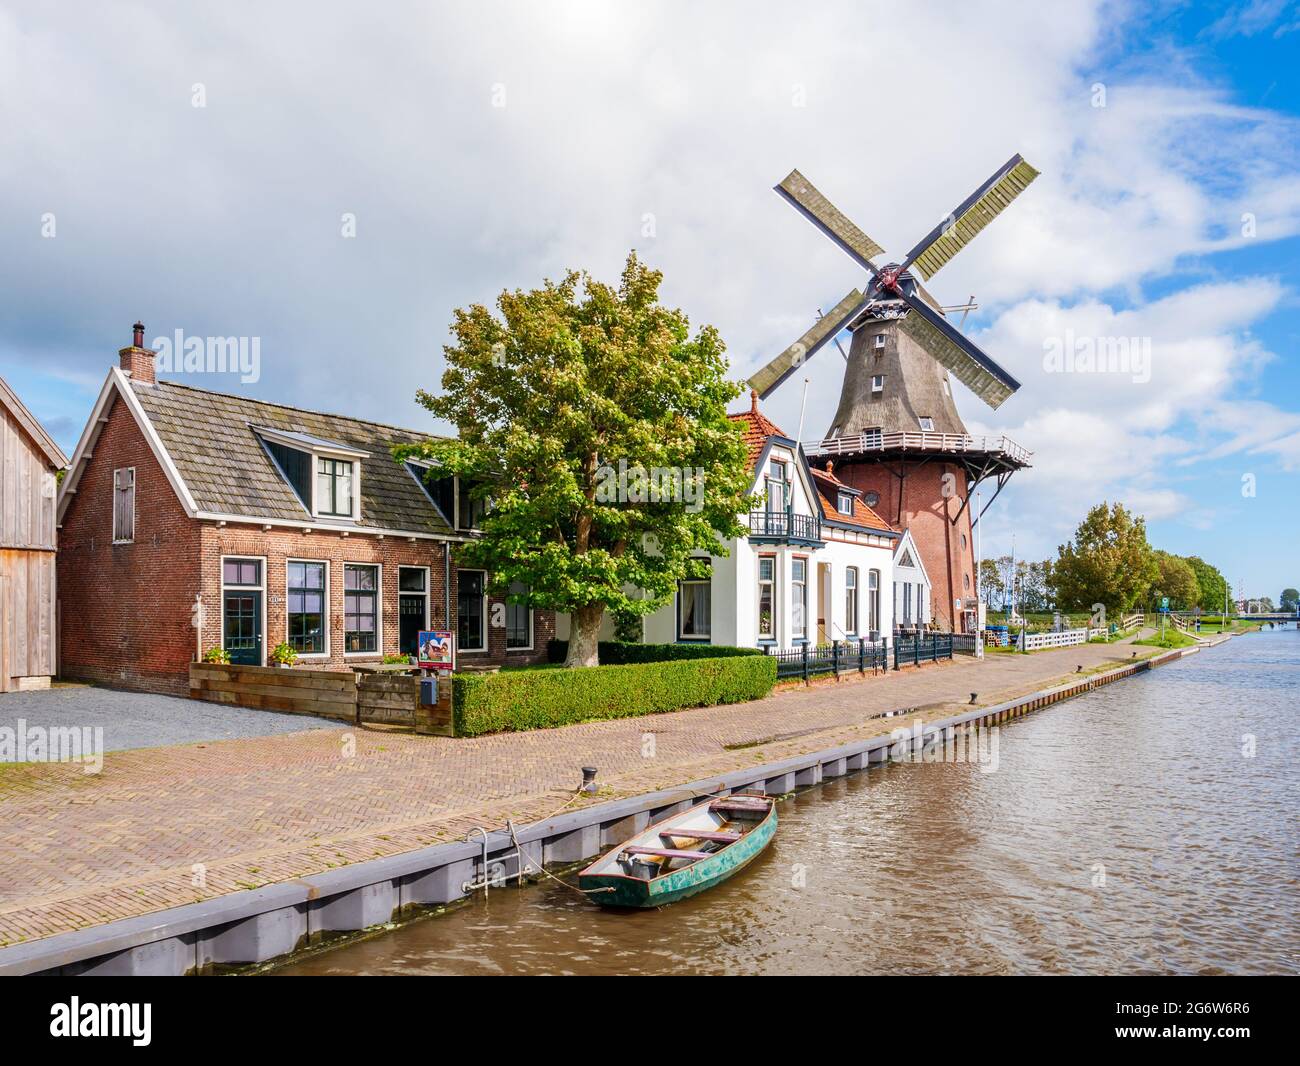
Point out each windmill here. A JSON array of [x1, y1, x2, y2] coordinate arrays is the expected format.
[[751, 154, 1040, 634]]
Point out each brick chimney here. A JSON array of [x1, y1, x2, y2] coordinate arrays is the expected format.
[[119, 321, 157, 384]]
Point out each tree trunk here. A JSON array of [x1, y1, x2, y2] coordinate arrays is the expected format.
[[564, 605, 604, 668]]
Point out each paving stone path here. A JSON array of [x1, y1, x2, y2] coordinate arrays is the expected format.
[[0, 635, 1168, 945]]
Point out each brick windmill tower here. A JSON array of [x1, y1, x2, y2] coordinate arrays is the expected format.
[[750, 157, 1038, 633]]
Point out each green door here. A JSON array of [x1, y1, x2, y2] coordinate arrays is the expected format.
[[224, 591, 262, 665]]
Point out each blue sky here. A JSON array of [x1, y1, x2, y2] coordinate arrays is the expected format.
[[0, 0, 1296, 600]]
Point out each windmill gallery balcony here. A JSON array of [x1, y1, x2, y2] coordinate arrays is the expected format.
[[746, 509, 823, 545]]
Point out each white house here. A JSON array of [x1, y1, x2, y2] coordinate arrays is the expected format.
[[640, 393, 899, 649], [891, 528, 932, 633]]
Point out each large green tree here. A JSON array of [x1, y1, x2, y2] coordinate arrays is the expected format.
[[1149, 550, 1200, 611], [401, 252, 750, 667], [1185, 556, 1229, 615], [1053, 502, 1157, 617], [1280, 587, 1298, 612]]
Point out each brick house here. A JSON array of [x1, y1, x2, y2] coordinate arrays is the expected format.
[[56, 325, 552, 695]]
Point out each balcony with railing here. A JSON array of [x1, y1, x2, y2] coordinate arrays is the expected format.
[[746, 509, 823, 545], [805, 430, 1032, 467]]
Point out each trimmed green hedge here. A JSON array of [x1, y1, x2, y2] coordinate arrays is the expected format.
[[545, 640, 764, 665], [453, 655, 776, 736]]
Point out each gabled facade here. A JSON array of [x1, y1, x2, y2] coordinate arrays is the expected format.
[[56, 326, 552, 694], [642, 392, 898, 649], [1, 376, 68, 692], [891, 528, 932, 632]]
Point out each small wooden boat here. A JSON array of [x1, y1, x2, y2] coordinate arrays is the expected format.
[[578, 791, 777, 907]]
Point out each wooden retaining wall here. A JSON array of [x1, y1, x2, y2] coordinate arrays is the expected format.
[[189, 663, 359, 723], [356, 673, 419, 727]]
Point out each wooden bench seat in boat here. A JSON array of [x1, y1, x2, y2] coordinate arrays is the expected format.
[[622, 845, 714, 862], [709, 800, 769, 814], [659, 829, 741, 844]]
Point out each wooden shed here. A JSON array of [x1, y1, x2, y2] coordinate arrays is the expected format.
[[1, 376, 68, 692]]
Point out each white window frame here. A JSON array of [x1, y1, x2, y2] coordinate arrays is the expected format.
[[342, 562, 382, 657], [504, 578, 534, 652], [868, 569, 880, 634], [112, 466, 136, 544], [874, 333, 886, 349], [845, 566, 859, 635], [871, 375, 884, 393], [792, 557, 808, 641], [677, 569, 712, 642], [837, 491, 853, 516], [757, 554, 777, 642], [918, 416, 934, 431], [457, 568, 488, 654], [315, 456, 361, 521], [256, 427, 364, 522], [220, 554, 268, 666], [286, 558, 330, 658]]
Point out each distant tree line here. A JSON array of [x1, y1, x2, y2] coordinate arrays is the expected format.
[[980, 502, 1235, 618]]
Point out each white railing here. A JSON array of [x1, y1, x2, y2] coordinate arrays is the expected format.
[[805, 430, 1032, 465], [1020, 627, 1102, 651]]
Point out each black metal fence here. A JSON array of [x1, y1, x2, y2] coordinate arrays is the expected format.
[[767, 640, 889, 681], [746, 510, 822, 543], [893, 633, 953, 669]]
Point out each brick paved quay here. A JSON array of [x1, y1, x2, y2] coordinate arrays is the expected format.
[[0, 635, 1175, 946]]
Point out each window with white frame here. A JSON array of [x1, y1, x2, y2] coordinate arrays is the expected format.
[[868, 569, 880, 634], [287, 560, 327, 654], [918, 416, 934, 431], [678, 565, 711, 640], [112, 467, 135, 543], [757, 555, 776, 640], [317, 458, 354, 517], [871, 375, 884, 393], [344, 564, 379, 652], [837, 491, 853, 516], [505, 580, 532, 650], [845, 566, 859, 634], [457, 570, 486, 652], [874, 333, 886, 349], [792, 558, 808, 640], [765, 459, 788, 513], [903, 582, 913, 624]]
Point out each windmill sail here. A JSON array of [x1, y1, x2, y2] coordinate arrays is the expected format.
[[894, 289, 1020, 409], [748, 289, 865, 399], [774, 171, 886, 271], [901, 155, 1039, 281]]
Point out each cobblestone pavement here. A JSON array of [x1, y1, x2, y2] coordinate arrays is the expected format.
[[0, 637, 1169, 945], [1, 683, 344, 752]]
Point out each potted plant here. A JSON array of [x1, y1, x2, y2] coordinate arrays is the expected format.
[[270, 642, 298, 668], [202, 646, 230, 664]]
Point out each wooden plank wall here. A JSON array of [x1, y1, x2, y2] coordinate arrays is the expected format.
[[1, 403, 58, 551], [1, 550, 56, 688], [189, 663, 359, 722], [356, 672, 419, 727]]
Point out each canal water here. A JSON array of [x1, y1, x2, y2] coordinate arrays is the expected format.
[[277, 630, 1299, 975]]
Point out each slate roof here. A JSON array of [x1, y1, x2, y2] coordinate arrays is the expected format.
[[129, 380, 453, 535], [809, 466, 894, 533]]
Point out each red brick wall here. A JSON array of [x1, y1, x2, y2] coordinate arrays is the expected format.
[[833, 459, 976, 633], [58, 387, 553, 693], [57, 392, 202, 695], [198, 528, 551, 669]]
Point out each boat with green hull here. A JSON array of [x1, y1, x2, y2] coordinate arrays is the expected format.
[[578, 792, 777, 907]]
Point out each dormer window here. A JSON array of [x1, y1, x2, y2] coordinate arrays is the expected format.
[[255, 425, 364, 522], [317, 458, 354, 516], [837, 491, 853, 516]]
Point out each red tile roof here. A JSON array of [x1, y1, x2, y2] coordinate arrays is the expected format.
[[728, 390, 790, 471], [809, 466, 895, 533]]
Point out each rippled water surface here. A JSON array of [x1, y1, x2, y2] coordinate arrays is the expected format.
[[278, 630, 1299, 975]]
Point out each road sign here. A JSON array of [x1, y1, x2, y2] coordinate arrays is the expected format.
[[1160, 597, 1169, 613]]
